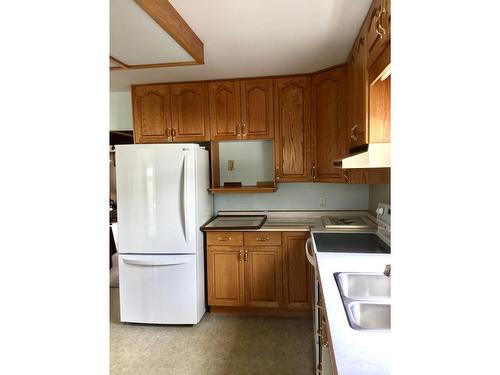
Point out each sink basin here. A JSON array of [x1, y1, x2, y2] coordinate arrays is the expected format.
[[334, 272, 391, 331], [337, 273, 390, 301], [347, 302, 391, 330]]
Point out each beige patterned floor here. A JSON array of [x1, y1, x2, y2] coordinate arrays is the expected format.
[[110, 288, 315, 375]]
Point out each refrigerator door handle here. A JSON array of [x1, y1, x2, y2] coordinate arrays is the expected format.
[[180, 152, 190, 242], [122, 257, 190, 267]]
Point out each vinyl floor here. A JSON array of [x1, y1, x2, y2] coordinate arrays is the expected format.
[[110, 288, 315, 375]]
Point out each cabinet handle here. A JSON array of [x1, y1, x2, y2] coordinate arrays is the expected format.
[[172, 128, 177, 139], [244, 249, 248, 262], [236, 124, 240, 135], [242, 123, 247, 135], [239, 250, 242, 262], [256, 237, 270, 241], [350, 123, 358, 142], [312, 166, 316, 180], [217, 237, 232, 241], [275, 166, 280, 181], [166, 128, 171, 137], [344, 174, 350, 183], [377, 22, 386, 38]]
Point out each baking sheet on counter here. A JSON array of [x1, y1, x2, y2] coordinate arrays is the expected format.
[[201, 215, 267, 230]]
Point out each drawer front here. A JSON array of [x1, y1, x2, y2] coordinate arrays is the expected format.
[[244, 232, 282, 246], [207, 232, 243, 246]]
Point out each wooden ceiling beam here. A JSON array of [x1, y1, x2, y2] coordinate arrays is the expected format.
[[134, 0, 204, 64]]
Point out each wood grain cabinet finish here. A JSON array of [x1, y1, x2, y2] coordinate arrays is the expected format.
[[347, 28, 369, 151], [344, 167, 390, 184], [209, 80, 241, 140], [274, 76, 312, 182], [245, 246, 283, 308], [366, 0, 391, 68], [240, 79, 274, 139], [207, 246, 245, 306], [312, 67, 348, 183], [132, 85, 171, 144], [283, 232, 312, 310], [169, 82, 210, 142], [209, 79, 273, 140]]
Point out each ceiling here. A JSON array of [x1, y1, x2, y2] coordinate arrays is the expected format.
[[110, 0, 194, 66], [110, 0, 372, 91]]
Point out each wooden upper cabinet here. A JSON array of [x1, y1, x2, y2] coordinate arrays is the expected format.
[[274, 76, 312, 182], [209, 79, 273, 140], [312, 67, 348, 183], [209, 80, 241, 140], [132, 85, 171, 144], [283, 233, 312, 310], [169, 82, 210, 142], [344, 167, 390, 184], [207, 246, 245, 307], [240, 79, 274, 139], [366, 0, 391, 68], [244, 246, 282, 308], [348, 28, 369, 151]]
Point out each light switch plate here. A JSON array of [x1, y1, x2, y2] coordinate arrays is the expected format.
[[228, 160, 235, 170]]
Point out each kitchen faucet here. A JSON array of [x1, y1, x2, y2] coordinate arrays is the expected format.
[[383, 264, 391, 277]]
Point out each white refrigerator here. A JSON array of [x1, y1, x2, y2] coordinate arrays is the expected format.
[[115, 144, 213, 324]]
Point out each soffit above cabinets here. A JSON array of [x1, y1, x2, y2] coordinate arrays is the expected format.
[[110, 0, 372, 91], [110, 0, 204, 71]]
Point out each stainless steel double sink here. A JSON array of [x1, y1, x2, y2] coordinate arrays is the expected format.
[[334, 272, 391, 331]]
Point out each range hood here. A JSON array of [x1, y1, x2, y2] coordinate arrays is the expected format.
[[334, 143, 391, 169]]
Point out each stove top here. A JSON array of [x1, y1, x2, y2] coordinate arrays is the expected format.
[[321, 215, 377, 229]]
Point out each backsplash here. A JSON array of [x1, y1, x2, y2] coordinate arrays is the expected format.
[[368, 184, 391, 216], [214, 183, 369, 212]]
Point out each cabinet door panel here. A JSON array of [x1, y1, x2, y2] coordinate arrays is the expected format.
[[346, 168, 390, 184], [207, 246, 244, 306], [170, 82, 209, 142], [245, 247, 282, 308], [274, 76, 312, 182], [132, 85, 170, 143], [312, 67, 347, 182], [348, 30, 368, 150], [283, 233, 312, 310], [241, 79, 274, 139], [209, 81, 241, 140]]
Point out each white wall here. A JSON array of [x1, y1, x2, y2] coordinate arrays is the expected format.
[[214, 183, 369, 212], [218, 140, 274, 185], [110, 91, 133, 131], [368, 184, 391, 215]]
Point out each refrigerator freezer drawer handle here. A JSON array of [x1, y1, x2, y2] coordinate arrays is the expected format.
[[123, 258, 189, 267]]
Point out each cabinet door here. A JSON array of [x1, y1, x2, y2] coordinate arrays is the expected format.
[[312, 67, 347, 183], [208, 81, 241, 140], [366, 0, 391, 68], [345, 168, 390, 184], [132, 85, 171, 144], [274, 76, 312, 182], [240, 79, 274, 139], [348, 29, 369, 151], [207, 246, 245, 306], [170, 82, 210, 142], [283, 233, 312, 310], [245, 246, 282, 308]]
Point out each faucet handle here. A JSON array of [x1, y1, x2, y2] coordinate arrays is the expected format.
[[383, 264, 391, 277]]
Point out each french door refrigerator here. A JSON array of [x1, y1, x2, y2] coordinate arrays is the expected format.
[[115, 144, 213, 324]]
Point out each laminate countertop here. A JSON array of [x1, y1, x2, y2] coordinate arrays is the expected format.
[[311, 233, 390, 375], [207, 210, 378, 232]]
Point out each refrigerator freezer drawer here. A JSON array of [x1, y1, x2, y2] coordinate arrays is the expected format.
[[118, 254, 202, 324]]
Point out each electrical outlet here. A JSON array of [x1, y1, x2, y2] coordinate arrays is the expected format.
[[319, 197, 326, 208], [228, 160, 235, 171]]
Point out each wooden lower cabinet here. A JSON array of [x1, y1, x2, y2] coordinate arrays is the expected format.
[[207, 246, 245, 306], [206, 231, 311, 315], [283, 232, 313, 310], [245, 246, 282, 308]]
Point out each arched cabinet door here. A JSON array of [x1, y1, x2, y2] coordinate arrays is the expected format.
[[132, 85, 171, 144], [240, 79, 274, 139], [169, 82, 210, 142], [208, 80, 241, 140], [273, 76, 312, 182]]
